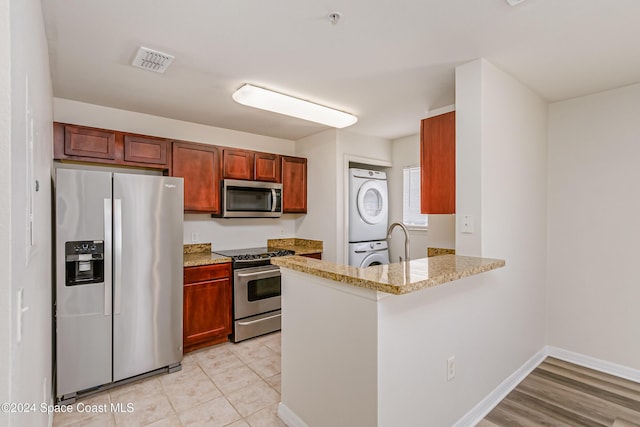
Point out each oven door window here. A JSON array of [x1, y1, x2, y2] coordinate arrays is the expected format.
[[247, 276, 281, 301]]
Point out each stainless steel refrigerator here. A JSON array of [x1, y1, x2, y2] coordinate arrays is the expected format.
[[55, 168, 184, 403]]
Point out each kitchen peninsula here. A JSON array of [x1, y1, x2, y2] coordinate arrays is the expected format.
[[270, 254, 505, 427]]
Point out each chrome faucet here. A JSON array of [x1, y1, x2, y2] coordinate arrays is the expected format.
[[386, 222, 410, 263]]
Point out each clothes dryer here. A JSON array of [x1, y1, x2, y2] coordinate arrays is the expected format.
[[349, 168, 388, 242], [348, 240, 390, 267]]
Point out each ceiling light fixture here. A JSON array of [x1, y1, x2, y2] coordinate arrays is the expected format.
[[232, 84, 358, 128], [505, 0, 526, 6]]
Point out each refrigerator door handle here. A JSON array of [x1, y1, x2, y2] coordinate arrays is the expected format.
[[114, 198, 122, 315], [103, 199, 113, 316]]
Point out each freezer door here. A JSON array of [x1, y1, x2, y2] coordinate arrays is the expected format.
[[113, 174, 184, 381], [55, 169, 113, 397]]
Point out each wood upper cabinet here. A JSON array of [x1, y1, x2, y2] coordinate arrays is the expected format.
[[62, 124, 116, 160], [281, 156, 307, 213], [420, 111, 455, 214], [172, 142, 220, 214], [254, 152, 281, 182], [222, 148, 254, 180], [53, 122, 169, 168], [183, 263, 232, 353], [123, 135, 168, 165]]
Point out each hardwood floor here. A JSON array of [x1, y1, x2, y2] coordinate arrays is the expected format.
[[479, 357, 640, 427]]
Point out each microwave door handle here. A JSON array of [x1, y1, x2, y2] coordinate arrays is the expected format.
[[271, 189, 277, 212]]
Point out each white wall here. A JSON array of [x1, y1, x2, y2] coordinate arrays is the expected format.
[[294, 129, 339, 261], [547, 83, 640, 369], [434, 58, 546, 423], [53, 98, 299, 250], [9, 0, 54, 425], [0, 0, 12, 424], [388, 133, 456, 262]]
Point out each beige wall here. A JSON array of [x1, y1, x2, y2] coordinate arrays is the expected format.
[[8, 0, 54, 425], [547, 82, 640, 369], [412, 58, 547, 424], [0, 0, 12, 422]]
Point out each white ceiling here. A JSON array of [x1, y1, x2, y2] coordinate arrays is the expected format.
[[42, 0, 640, 141]]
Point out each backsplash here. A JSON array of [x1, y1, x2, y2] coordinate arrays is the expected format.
[[183, 215, 297, 250]]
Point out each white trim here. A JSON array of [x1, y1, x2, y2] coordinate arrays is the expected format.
[[452, 347, 547, 427], [277, 402, 309, 427], [546, 346, 640, 384]]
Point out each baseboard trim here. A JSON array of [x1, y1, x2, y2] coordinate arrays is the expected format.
[[454, 346, 640, 426], [453, 347, 548, 427], [546, 346, 640, 384], [277, 402, 309, 427]]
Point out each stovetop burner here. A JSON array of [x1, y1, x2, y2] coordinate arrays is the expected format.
[[213, 247, 294, 262]]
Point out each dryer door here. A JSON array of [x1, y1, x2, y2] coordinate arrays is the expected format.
[[357, 180, 388, 225], [360, 252, 389, 267]]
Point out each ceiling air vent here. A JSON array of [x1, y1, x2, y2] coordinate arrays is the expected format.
[[131, 47, 175, 73]]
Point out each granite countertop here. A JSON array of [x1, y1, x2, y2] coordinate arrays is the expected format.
[[183, 243, 231, 267], [270, 254, 505, 295], [267, 238, 323, 256]]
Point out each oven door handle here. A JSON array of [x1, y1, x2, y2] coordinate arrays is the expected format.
[[236, 269, 280, 280], [237, 313, 281, 326]]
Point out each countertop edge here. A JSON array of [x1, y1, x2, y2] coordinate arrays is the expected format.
[[271, 255, 506, 295]]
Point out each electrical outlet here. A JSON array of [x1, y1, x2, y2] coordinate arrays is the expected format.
[[461, 215, 474, 234], [279, 228, 285, 236], [447, 356, 456, 381], [190, 232, 198, 242]]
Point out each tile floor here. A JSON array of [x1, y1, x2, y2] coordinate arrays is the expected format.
[[53, 332, 285, 427]]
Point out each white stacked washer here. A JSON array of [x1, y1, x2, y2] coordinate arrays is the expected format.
[[348, 168, 390, 267]]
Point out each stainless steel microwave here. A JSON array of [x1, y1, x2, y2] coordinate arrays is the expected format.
[[221, 179, 282, 218]]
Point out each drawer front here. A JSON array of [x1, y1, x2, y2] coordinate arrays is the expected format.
[[184, 263, 231, 283]]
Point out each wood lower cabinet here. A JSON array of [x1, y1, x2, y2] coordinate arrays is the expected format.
[[222, 148, 254, 180], [172, 142, 220, 214], [281, 156, 307, 213], [420, 111, 455, 214], [54, 122, 170, 168], [183, 263, 232, 353], [301, 252, 322, 260]]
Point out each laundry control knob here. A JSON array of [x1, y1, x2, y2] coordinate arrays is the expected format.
[[369, 243, 374, 249]]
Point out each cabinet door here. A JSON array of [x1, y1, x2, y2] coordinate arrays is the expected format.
[[222, 148, 254, 180], [172, 142, 220, 213], [254, 152, 281, 182], [124, 135, 168, 166], [281, 156, 307, 213], [420, 111, 455, 214], [64, 125, 116, 160], [183, 278, 231, 351]]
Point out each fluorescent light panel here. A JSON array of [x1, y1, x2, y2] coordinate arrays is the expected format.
[[232, 84, 358, 128]]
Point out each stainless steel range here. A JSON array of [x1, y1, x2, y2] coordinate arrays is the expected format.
[[213, 247, 294, 342]]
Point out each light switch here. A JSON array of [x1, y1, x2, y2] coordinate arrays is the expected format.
[[461, 215, 474, 234]]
